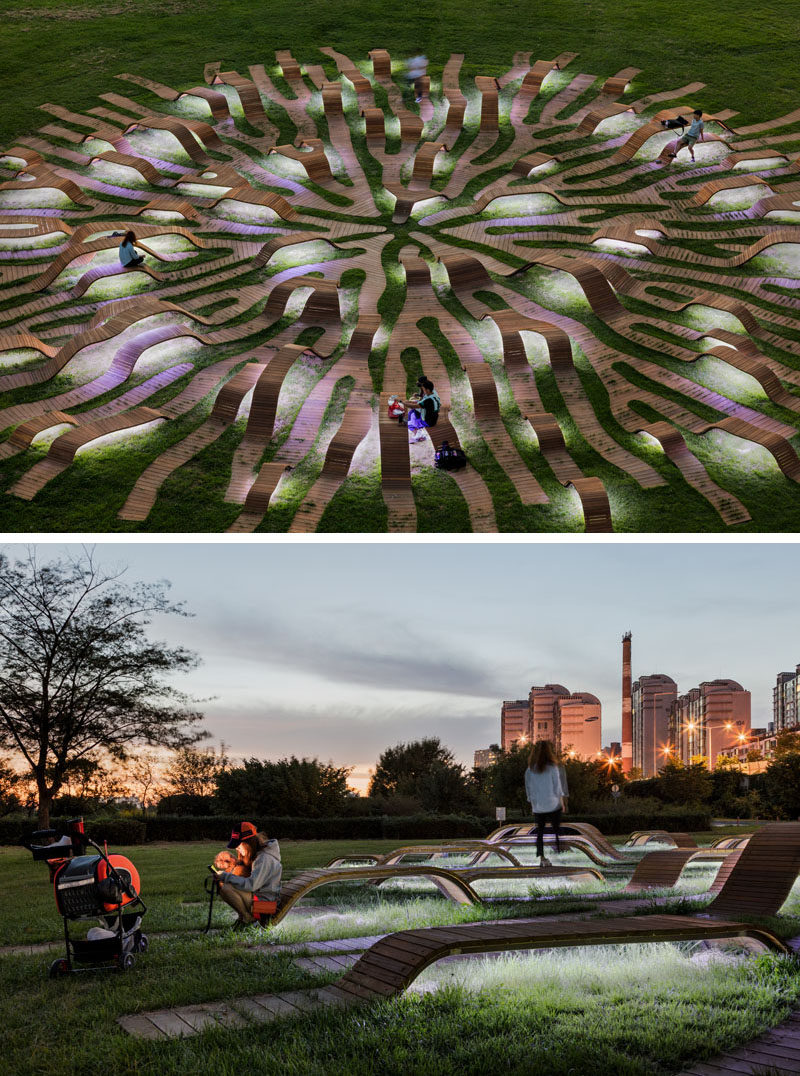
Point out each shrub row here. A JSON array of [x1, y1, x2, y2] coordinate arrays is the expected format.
[[0, 815, 147, 846], [1, 806, 711, 845]]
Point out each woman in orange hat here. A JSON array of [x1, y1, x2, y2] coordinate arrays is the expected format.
[[214, 822, 282, 929]]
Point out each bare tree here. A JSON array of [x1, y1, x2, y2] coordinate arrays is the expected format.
[[125, 751, 167, 817], [0, 547, 206, 826]]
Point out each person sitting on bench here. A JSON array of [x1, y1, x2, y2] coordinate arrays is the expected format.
[[118, 230, 145, 268], [214, 821, 282, 929]]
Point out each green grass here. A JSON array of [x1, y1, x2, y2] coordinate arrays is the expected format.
[[2, 839, 800, 1076]]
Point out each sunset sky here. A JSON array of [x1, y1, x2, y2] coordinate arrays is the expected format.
[[4, 541, 796, 792]]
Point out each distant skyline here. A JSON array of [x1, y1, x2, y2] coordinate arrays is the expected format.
[[2, 542, 797, 792]]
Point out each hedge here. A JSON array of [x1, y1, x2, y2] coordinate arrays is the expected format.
[[0, 807, 711, 844], [0, 815, 147, 846]]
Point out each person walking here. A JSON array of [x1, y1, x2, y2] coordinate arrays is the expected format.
[[667, 109, 705, 163], [405, 52, 428, 103], [524, 740, 568, 867]]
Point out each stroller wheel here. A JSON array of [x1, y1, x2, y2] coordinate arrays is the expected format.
[[119, 953, 136, 972], [49, 958, 70, 979], [138, 935, 149, 953]]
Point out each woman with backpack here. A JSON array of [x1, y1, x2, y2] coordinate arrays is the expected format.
[[524, 740, 568, 868]]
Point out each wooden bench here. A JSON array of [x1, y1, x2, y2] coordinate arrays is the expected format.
[[625, 830, 698, 848], [333, 823, 800, 1001], [325, 843, 525, 869], [245, 861, 603, 926], [624, 848, 731, 893]]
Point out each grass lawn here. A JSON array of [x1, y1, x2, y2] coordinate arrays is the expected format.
[[2, 836, 800, 1075], [2, 0, 800, 146]]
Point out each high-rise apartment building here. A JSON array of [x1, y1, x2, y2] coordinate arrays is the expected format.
[[632, 674, 678, 777], [668, 679, 751, 769], [774, 665, 800, 732], [473, 747, 502, 769], [500, 685, 601, 757], [529, 684, 569, 743], [500, 700, 529, 752], [558, 692, 602, 759]]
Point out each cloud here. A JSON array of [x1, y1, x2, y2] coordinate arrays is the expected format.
[[201, 697, 496, 770]]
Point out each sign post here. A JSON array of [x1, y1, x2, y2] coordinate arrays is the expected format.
[[495, 806, 506, 822]]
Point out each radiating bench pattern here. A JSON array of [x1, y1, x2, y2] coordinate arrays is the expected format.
[[3, 49, 800, 532]]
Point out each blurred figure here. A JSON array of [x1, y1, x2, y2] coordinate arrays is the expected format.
[[405, 52, 428, 103]]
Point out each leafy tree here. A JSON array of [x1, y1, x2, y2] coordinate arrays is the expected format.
[[773, 730, 800, 758], [0, 548, 206, 825], [215, 756, 354, 817], [655, 759, 713, 805], [368, 738, 480, 813], [164, 744, 229, 797], [762, 753, 800, 818], [482, 745, 528, 811]]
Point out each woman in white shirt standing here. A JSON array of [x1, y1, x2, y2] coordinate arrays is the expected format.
[[524, 740, 568, 867]]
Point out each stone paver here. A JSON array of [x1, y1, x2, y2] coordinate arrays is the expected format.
[[294, 953, 361, 974]]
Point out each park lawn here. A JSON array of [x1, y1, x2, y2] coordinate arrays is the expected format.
[[2, 0, 800, 148], [1, 838, 800, 1076]]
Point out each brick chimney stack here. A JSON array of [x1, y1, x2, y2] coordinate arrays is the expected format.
[[621, 631, 632, 774]]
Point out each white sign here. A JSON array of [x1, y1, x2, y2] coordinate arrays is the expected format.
[[495, 807, 506, 821]]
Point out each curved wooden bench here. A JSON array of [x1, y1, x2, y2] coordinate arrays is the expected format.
[[68, 261, 166, 299], [442, 53, 467, 133], [625, 830, 698, 848], [518, 58, 562, 98], [334, 822, 800, 1001], [262, 861, 603, 925], [89, 150, 177, 187], [697, 418, 800, 482], [269, 139, 333, 183], [263, 275, 342, 326], [242, 461, 291, 513], [475, 76, 499, 132], [240, 344, 306, 444], [115, 73, 231, 123], [320, 47, 373, 96], [209, 187, 297, 219], [709, 834, 752, 850], [511, 151, 559, 177], [43, 406, 165, 465], [624, 848, 729, 892], [361, 108, 385, 144], [689, 174, 770, 209], [124, 116, 215, 164], [326, 843, 524, 869], [369, 49, 391, 79], [211, 71, 273, 133], [639, 421, 751, 528], [0, 169, 91, 208], [276, 50, 303, 83], [601, 67, 641, 96], [6, 410, 78, 451]]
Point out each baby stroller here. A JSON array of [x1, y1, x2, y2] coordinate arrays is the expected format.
[[25, 817, 148, 978]]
